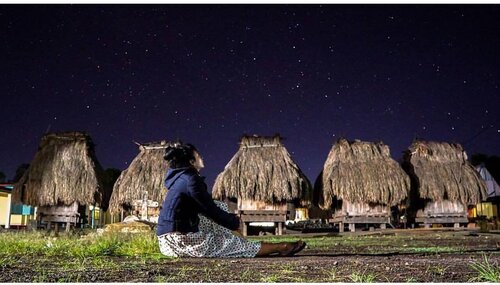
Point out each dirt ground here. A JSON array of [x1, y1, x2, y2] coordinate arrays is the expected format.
[[1, 228, 499, 282]]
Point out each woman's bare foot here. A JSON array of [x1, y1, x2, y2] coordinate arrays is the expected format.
[[256, 241, 306, 257], [279, 240, 306, 256]]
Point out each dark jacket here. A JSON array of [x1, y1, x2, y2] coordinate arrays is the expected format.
[[156, 167, 240, 236]]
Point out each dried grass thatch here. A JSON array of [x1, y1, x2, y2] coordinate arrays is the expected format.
[[12, 132, 107, 208], [212, 135, 312, 206], [316, 138, 410, 210], [108, 141, 171, 214], [403, 140, 487, 205]]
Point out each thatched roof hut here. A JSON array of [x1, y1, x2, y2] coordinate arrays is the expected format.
[[12, 131, 108, 208], [108, 141, 170, 214], [315, 138, 410, 210], [402, 140, 487, 206], [212, 135, 312, 206]]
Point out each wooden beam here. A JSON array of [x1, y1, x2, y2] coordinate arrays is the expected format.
[[242, 222, 248, 236]]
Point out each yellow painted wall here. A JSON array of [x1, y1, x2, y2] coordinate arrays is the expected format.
[[10, 214, 32, 226], [103, 211, 121, 224], [87, 207, 121, 227], [0, 193, 36, 227], [0, 193, 9, 226], [474, 203, 498, 219], [295, 208, 309, 221]]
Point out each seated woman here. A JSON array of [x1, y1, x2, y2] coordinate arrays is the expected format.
[[157, 142, 306, 258]]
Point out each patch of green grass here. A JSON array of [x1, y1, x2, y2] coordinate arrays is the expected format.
[[280, 263, 296, 274], [0, 255, 16, 267], [201, 264, 226, 282], [56, 272, 83, 283], [33, 267, 50, 283], [469, 254, 500, 282], [0, 232, 47, 255], [115, 233, 159, 256], [408, 246, 462, 254], [425, 264, 450, 276], [239, 268, 255, 282], [249, 234, 437, 254], [405, 276, 418, 282], [0, 231, 166, 259], [61, 256, 118, 270], [287, 276, 306, 282], [260, 274, 281, 282], [175, 265, 196, 280], [349, 270, 377, 283], [323, 267, 340, 282], [153, 275, 169, 282]]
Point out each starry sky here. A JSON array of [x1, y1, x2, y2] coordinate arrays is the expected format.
[[1, 4, 499, 187]]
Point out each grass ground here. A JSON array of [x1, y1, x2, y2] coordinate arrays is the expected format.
[[0, 228, 499, 282]]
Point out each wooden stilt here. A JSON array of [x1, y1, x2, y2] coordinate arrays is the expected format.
[[380, 223, 386, 230], [339, 222, 344, 233], [278, 222, 283, 235], [349, 223, 355, 232], [242, 222, 248, 236]]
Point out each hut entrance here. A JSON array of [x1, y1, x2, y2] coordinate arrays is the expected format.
[[237, 199, 288, 236], [330, 201, 391, 232], [131, 191, 160, 222], [37, 202, 80, 232], [415, 200, 468, 228]]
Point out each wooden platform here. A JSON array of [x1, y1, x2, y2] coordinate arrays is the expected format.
[[330, 215, 391, 232], [415, 201, 469, 228], [329, 202, 391, 232], [37, 203, 80, 232], [415, 214, 468, 228], [237, 210, 287, 236]]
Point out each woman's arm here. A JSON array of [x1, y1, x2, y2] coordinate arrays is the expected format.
[[187, 175, 240, 231]]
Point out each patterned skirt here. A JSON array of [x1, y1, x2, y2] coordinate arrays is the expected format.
[[157, 201, 261, 258]]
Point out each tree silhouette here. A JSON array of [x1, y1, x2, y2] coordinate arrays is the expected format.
[[13, 163, 30, 182], [101, 168, 122, 211], [0, 172, 5, 183]]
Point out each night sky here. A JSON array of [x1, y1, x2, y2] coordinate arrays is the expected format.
[[1, 5, 499, 188]]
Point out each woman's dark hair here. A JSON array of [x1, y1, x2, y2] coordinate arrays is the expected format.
[[163, 142, 198, 169]]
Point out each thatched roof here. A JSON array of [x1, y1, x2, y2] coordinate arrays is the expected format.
[[108, 141, 170, 214], [403, 140, 487, 205], [12, 132, 107, 207], [315, 138, 410, 210], [212, 135, 312, 205]]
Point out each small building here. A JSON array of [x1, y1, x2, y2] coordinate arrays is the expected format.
[[0, 184, 13, 228], [402, 140, 487, 228], [212, 135, 312, 236], [12, 132, 109, 231], [315, 139, 410, 232], [107, 141, 170, 223], [0, 183, 36, 229], [472, 164, 500, 219]]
